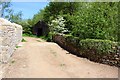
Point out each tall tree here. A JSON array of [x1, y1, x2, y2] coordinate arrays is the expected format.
[[0, 2, 12, 18], [71, 2, 118, 41], [43, 2, 79, 23], [9, 11, 22, 23]]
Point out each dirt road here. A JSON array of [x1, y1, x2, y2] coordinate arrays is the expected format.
[[4, 37, 118, 78]]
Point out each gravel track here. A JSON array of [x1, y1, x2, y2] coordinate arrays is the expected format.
[[4, 37, 118, 78]]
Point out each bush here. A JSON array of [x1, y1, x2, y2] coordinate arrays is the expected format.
[[46, 32, 55, 42], [22, 38, 27, 42], [53, 34, 120, 67], [80, 39, 118, 55], [64, 34, 80, 47], [70, 3, 118, 41], [38, 32, 55, 42], [63, 35, 118, 55], [22, 33, 36, 37]]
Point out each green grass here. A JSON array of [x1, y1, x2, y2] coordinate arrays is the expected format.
[[22, 33, 37, 37], [38, 36, 48, 41], [16, 46, 21, 48], [22, 34, 47, 41], [22, 33, 54, 42], [22, 38, 27, 42], [36, 40, 41, 42]]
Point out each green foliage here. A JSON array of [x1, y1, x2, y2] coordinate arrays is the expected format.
[[37, 36, 47, 41], [46, 32, 55, 42], [9, 11, 22, 23], [42, 2, 119, 42], [16, 46, 21, 48], [64, 34, 80, 46], [22, 38, 27, 42], [38, 32, 55, 42], [18, 9, 46, 36], [0, 2, 23, 22], [71, 2, 118, 41], [42, 2, 78, 34], [12, 2, 118, 43], [118, 42, 120, 46], [62, 33, 119, 55], [37, 32, 55, 42], [80, 39, 118, 54], [18, 20, 33, 35], [1, 2, 33, 36], [22, 33, 36, 37], [59, 33, 118, 55], [36, 40, 41, 42], [31, 9, 45, 26], [1, 2, 118, 42], [43, 2, 79, 23], [0, 2, 11, 17]]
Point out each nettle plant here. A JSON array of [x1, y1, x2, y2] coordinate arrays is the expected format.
[[49, 15, 69, 34]]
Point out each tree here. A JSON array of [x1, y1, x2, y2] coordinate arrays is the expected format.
[[32, 9, 45, 26], [0, 2, 12, 18], [9, 11, 23, 23], [43, 2, 79, 23], [71, 2, 118, 41], [48, 15, 69, 34]]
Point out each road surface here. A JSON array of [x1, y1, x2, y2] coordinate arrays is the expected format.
[[4, 37, 118, 78]]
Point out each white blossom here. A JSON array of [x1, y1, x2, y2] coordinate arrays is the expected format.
[[49, 15, 69, 34]]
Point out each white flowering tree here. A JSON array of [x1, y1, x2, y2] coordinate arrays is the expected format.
[[49, 15, 69, 34]]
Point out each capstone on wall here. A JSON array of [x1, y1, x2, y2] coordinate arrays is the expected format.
[[0, 18, 22, 63]]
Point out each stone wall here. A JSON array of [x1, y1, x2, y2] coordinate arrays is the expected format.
[[53, 34, 80, 57], [0, 18, 22, 79], [53, 34, 120, 67]]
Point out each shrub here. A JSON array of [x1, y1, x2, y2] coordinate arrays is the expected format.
[[39, 32, 55, 42], [64, 34, 80, 47], [80, 39, 118, 55], [22, 38, 27, 42], [52, 34, 120, 67], [22, 33, 36, 37], [46, 33, 52, 42]]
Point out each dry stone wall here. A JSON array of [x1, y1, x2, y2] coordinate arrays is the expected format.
[[0, 18, 22, 79], [53, 34, 120, 67]]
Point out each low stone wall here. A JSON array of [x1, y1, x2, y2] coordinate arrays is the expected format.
[[53, 34, 120, 67], [53, 34, 81, 57], [0, 18, 22, 79]]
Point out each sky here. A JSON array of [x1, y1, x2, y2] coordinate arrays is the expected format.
[[11, 2, 49, 19]]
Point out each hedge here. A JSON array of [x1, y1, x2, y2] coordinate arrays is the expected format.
[[80, 39, 118, 55], [53, 34, 120, 67]]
